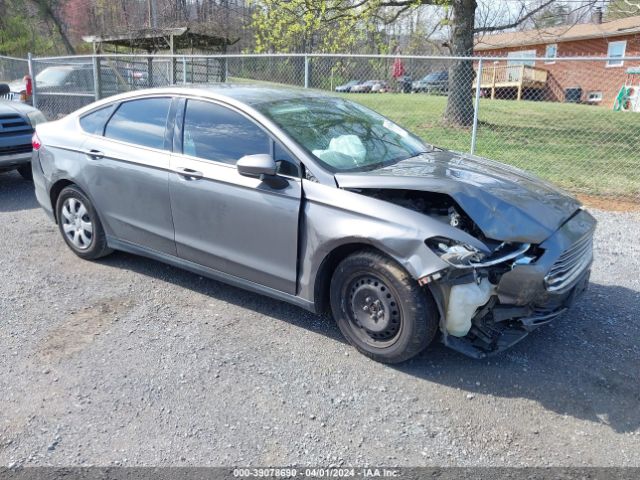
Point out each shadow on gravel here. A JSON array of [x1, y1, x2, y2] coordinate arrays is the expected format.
[[396, 282, 640, 434], [0, 171, 38, 212], [97, 251, 347, 344]]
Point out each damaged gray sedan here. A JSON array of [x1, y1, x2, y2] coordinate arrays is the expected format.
[[32, 86, 595, 362]]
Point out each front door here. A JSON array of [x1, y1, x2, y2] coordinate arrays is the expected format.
[[168, 98, 301, 294]]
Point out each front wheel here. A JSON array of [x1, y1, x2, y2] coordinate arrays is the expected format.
[[330, 250, 439, 363]]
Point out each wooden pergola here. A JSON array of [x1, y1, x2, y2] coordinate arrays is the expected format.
[[83, 27, 237, 85], [83, 26, 235, 55]]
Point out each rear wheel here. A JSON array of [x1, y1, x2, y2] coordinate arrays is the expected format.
[[330, 250, 439, 363], [55, 185, 112, 260], [17, 164, 32, 180]]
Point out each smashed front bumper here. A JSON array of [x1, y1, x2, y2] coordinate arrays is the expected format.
[[439, 209, 597, 359]]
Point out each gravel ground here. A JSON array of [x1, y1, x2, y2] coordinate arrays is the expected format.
[[1, 170, 639, 467]]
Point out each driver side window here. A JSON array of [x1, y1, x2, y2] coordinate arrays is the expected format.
[[182, 99, 271, 165]]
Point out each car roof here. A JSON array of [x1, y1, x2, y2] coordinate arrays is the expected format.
[[92, 84, 336, 108], [72, 84, 352, 121], [196, 84, 332, 105]]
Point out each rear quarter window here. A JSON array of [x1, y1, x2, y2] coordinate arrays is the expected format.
[[79, 105, 115, 135], [104, 97, 171, 150]]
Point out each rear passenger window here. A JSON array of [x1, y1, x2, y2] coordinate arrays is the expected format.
[[105, 97, 171, 150], [79, 105, 114, 135], [182, 99, 270, 164]]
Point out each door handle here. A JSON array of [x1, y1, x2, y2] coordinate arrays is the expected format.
[[175, 167, 203, 180], [85, 149, 104, 160]]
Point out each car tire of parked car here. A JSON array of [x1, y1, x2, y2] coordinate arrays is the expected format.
[[55, 185, 113, 260], [17, 165, 32, 181], [330, 249, 439, 364]]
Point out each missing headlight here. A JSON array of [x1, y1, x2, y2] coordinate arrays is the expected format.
[[427, 237, 531, 269]]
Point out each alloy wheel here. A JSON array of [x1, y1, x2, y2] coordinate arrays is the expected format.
[[61, 197, 93, 250]]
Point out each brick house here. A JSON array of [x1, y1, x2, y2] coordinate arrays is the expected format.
[[473, 15, 640, 107]]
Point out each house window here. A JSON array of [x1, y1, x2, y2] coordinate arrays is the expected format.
[[545, 44, 557, 64], [607, 40, 626, 67], [587, 91, 603, 103], [507, 50, 537, 67]]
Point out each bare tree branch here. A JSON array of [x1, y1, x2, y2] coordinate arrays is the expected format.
[[474, 0, 555, 33]]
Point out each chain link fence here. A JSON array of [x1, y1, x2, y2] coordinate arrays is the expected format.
[[1, 53, 639, 203], [0, 55, 29, 100]]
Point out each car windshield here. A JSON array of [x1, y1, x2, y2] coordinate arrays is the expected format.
[[257, 96, 430, 173], [36, 67, 71, 86]]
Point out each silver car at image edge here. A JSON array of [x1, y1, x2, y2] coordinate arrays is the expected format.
[[31, 86, 596, 363]]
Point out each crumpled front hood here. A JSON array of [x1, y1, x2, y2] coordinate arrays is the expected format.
[[334, 150, 582, 244]]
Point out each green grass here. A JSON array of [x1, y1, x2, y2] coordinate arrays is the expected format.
[[344, 93, 640, 199]]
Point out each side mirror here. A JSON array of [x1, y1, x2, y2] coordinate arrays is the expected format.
[[0, 83, 9, 96], [237, 153, 277, 178]]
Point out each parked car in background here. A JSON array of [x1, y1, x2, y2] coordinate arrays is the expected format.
[[26, 64, 129, 118], [34, 64, 128, 95], [2, 76, 30, 102], [32, 86, 595, 363], [370, 80, 389, 93], [0, 84, 46, 179], [335, 80, 361, 93], [119, 67, 148, 88], [351, 80, 387, 93], [118, 66, 171, 88], [412, 70, 449, 94]]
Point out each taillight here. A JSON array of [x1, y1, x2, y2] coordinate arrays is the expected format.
[[32, 132, 42, 151]]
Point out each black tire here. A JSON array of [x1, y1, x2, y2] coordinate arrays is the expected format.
[[55, 185, 112, 260], [17, 164, 32, 180], [330, 249, 439, 364]]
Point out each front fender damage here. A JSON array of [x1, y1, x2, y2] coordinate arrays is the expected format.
[[331, 186, 593, 359], [297, 181, 490, 309]]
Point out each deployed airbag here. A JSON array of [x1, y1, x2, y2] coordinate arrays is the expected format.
[[313, 135, 366, 168]]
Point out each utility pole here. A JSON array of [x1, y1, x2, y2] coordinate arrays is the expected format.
[[147, 0, 158, 28]]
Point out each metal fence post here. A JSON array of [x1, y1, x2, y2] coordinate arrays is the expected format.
[[182, 56, 187, 84], [92, 54, 102, 101], [27, 52, 37, 109], [304, 55, 309, 88], [470, 58, 483, 155]]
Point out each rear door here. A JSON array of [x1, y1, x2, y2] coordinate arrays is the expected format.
[[79, 96, 177, 255], [168, 97, 302, 294]]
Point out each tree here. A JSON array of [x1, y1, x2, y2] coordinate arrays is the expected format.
[[606, 0, 640, 20], [36, 0, 76, 54], [250, 0, 373, 53], [0, 0, 59, 56], [333, 0, 561, 126], [529, 2, 570, 28], [251, 0, 571, 125]]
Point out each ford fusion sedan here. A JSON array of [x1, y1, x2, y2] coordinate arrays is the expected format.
[[31, 86, 595, 363]]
